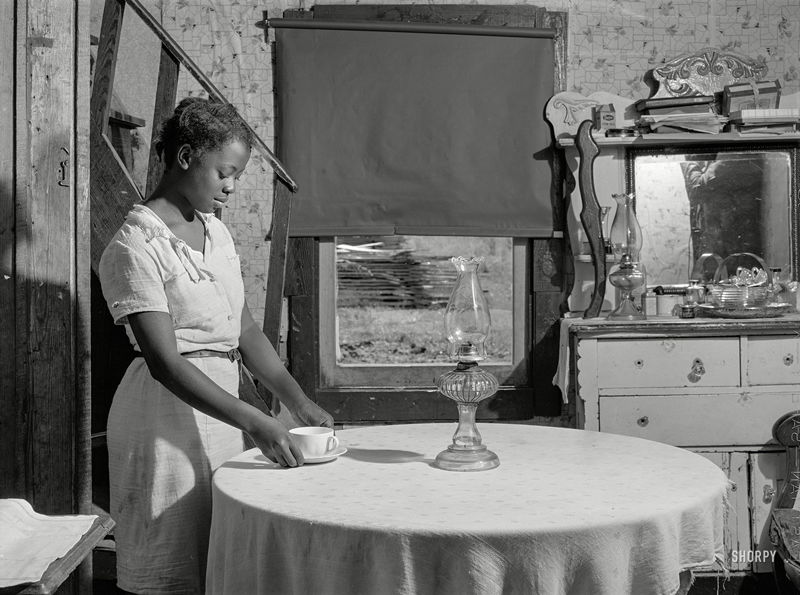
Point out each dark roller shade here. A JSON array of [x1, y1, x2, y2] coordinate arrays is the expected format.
[[272, 19, 555, 237]]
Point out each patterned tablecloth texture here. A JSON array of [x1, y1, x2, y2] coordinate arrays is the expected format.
[[207, 423, 728, 595]]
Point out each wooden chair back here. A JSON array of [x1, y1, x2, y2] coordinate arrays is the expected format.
[[773, 411, 800, 509], [770, 411, 800, 593]]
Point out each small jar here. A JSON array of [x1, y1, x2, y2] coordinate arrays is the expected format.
[[656, 294, 683, 316], [685, 280, 706, 306], [769, 267, 787, 305]]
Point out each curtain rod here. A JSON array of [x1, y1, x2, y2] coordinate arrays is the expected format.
[[266, 18, 556, 39]]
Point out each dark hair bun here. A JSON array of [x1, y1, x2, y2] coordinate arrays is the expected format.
[[155, 96, 254, 167]]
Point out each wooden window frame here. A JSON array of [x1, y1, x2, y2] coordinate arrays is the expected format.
[[286, 237, 541, 423], [318, 238, 531, 389]]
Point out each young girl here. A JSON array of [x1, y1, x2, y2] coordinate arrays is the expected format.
[[99, 97, 334, 594]]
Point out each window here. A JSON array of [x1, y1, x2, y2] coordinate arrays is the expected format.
[[319, 236, 529, 389]]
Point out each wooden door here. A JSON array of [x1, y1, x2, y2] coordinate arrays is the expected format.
[[0, 0, 92, 592], [0, 0, 91, 511]]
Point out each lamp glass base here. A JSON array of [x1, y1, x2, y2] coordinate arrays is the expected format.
[[434, 444, 500, 472]]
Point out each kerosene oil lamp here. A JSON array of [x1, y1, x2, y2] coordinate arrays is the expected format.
[[434, 256, 500, 472], [607, 193, 647, 320]]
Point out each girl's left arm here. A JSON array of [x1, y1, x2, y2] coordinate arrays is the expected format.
[[238, 302, 334, 428]]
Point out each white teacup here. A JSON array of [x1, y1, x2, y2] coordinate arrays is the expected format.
[[290, 426, 339, 458]]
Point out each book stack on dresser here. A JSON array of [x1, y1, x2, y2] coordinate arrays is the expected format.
[[634, 96, 728, 134], [728, 108, 800, 134]]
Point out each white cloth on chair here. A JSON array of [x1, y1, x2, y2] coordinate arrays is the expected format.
[[0, 499, 97, 587]]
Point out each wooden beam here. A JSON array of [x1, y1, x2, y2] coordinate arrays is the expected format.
[[90, 122, 143, 272], [311, 4, 546, 25], [315, 387, 533, 423], [75, 0, 93, 522], [541, 10, 568, 95], [262, 183, 293, 347], [0, 0, 18, 498], [90, 0, 143, 274], [91, 0, 124, 133], [145, 46, 179, 199], [287, 291, 320, 401], [250, 187, 300, 418], [13, 0, 33, 503]]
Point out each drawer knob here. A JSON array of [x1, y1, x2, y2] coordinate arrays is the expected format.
[[637, 416, 649, 427], [784, 353, 794, 366], [687, 358, 705, 383]]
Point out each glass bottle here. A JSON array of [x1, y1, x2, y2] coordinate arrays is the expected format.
[[769, 267, 791, 306], [607, 193, 647, 320], [600, 206, 612, 255]]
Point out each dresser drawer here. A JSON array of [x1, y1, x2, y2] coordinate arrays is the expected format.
[[595, 338, 740, 389], [599, 392, 800, 446], [747, 336, 800, 385]]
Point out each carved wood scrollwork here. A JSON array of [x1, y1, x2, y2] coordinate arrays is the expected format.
[[649, 47, 768, 98], [575, 120, 605, 318]]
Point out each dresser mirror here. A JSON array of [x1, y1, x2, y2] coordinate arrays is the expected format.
[[627, 146, 799, 286]]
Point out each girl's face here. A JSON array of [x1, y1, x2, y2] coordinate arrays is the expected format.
[[179, 138, 251, 213]]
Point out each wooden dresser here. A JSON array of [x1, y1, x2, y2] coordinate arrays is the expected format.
[[566, 314, 800, 573]]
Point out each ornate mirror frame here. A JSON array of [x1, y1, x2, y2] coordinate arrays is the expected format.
[[646, 47, 768, 98]]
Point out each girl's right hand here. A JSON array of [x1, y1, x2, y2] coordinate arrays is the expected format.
[[248, 415, 305, 467]]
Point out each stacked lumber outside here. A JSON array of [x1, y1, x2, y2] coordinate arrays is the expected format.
[[336, 242, 457, 308]]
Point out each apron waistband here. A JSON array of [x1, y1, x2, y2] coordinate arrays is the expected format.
[[133, 348, 241, 362], [184, 348, 241, 362]]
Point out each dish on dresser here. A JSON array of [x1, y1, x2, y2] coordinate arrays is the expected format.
[[695, 302, 795, 319]]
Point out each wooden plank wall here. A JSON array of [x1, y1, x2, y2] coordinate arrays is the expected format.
[[0, 0, 92, 555], [0, 0, 16, 492]]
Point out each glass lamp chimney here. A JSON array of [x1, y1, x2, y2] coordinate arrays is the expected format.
[[444, 256, 491, 362]]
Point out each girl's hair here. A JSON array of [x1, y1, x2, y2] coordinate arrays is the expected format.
[[155, 97, 254, 167]]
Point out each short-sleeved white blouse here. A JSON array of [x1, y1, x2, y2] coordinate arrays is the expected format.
[[98, 204, 245, 354]]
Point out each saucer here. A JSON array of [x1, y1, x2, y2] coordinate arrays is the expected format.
[[303, 446, 347, 464]]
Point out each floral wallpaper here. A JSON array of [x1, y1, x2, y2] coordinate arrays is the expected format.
[[119, 0, 800, 323], [569, 0, 800, 99]]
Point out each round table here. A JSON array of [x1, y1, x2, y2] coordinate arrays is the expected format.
[[206, 423, 728, 595]]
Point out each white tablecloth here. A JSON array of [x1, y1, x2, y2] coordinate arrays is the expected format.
[[207, 423, 728, 595]]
